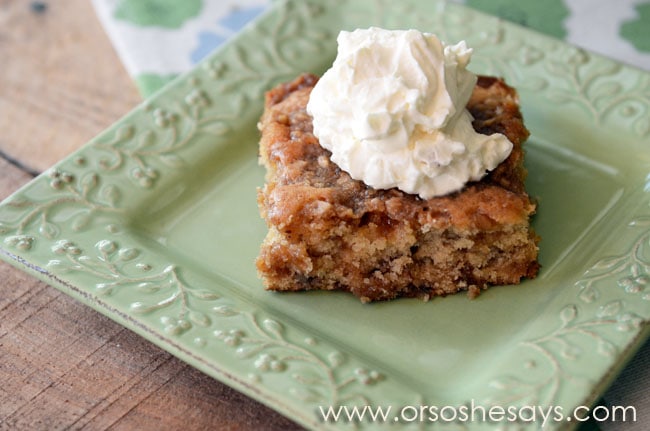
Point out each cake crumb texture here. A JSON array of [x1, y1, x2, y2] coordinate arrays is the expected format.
[[256, 74, 539, 302]]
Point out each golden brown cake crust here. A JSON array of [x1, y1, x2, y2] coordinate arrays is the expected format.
[[257, 73, 539, 302]]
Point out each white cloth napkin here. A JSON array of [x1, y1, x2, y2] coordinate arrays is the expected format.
[[92, 0, 271, 96]]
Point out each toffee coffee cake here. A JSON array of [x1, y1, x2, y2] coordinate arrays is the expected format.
[[256, 73, 539, 302], [256, 29, 539, 302]]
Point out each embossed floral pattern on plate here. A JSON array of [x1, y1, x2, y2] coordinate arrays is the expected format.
[[0, 1, 648, 430]]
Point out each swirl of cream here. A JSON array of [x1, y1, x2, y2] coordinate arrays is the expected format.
[[306, 27, 513, 199]]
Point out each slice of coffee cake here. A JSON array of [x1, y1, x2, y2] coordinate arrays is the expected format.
[[256, 73, 539, 302]]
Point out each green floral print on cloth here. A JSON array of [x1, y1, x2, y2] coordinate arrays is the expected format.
[[114, 0, 203, 29], [621, 1, 650, 53]]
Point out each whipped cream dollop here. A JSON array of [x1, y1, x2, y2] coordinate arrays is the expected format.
[[306, 27, 513, 199]]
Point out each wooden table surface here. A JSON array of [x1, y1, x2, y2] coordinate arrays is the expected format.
[[0, 1, 301, 429]]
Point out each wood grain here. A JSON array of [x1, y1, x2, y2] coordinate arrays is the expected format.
[[0, 2, 304, 430], [0, 258, 301, 430], [0, 0, 141, 173]]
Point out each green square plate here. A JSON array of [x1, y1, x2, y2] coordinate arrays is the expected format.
[[1, 0, 649, 429]]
